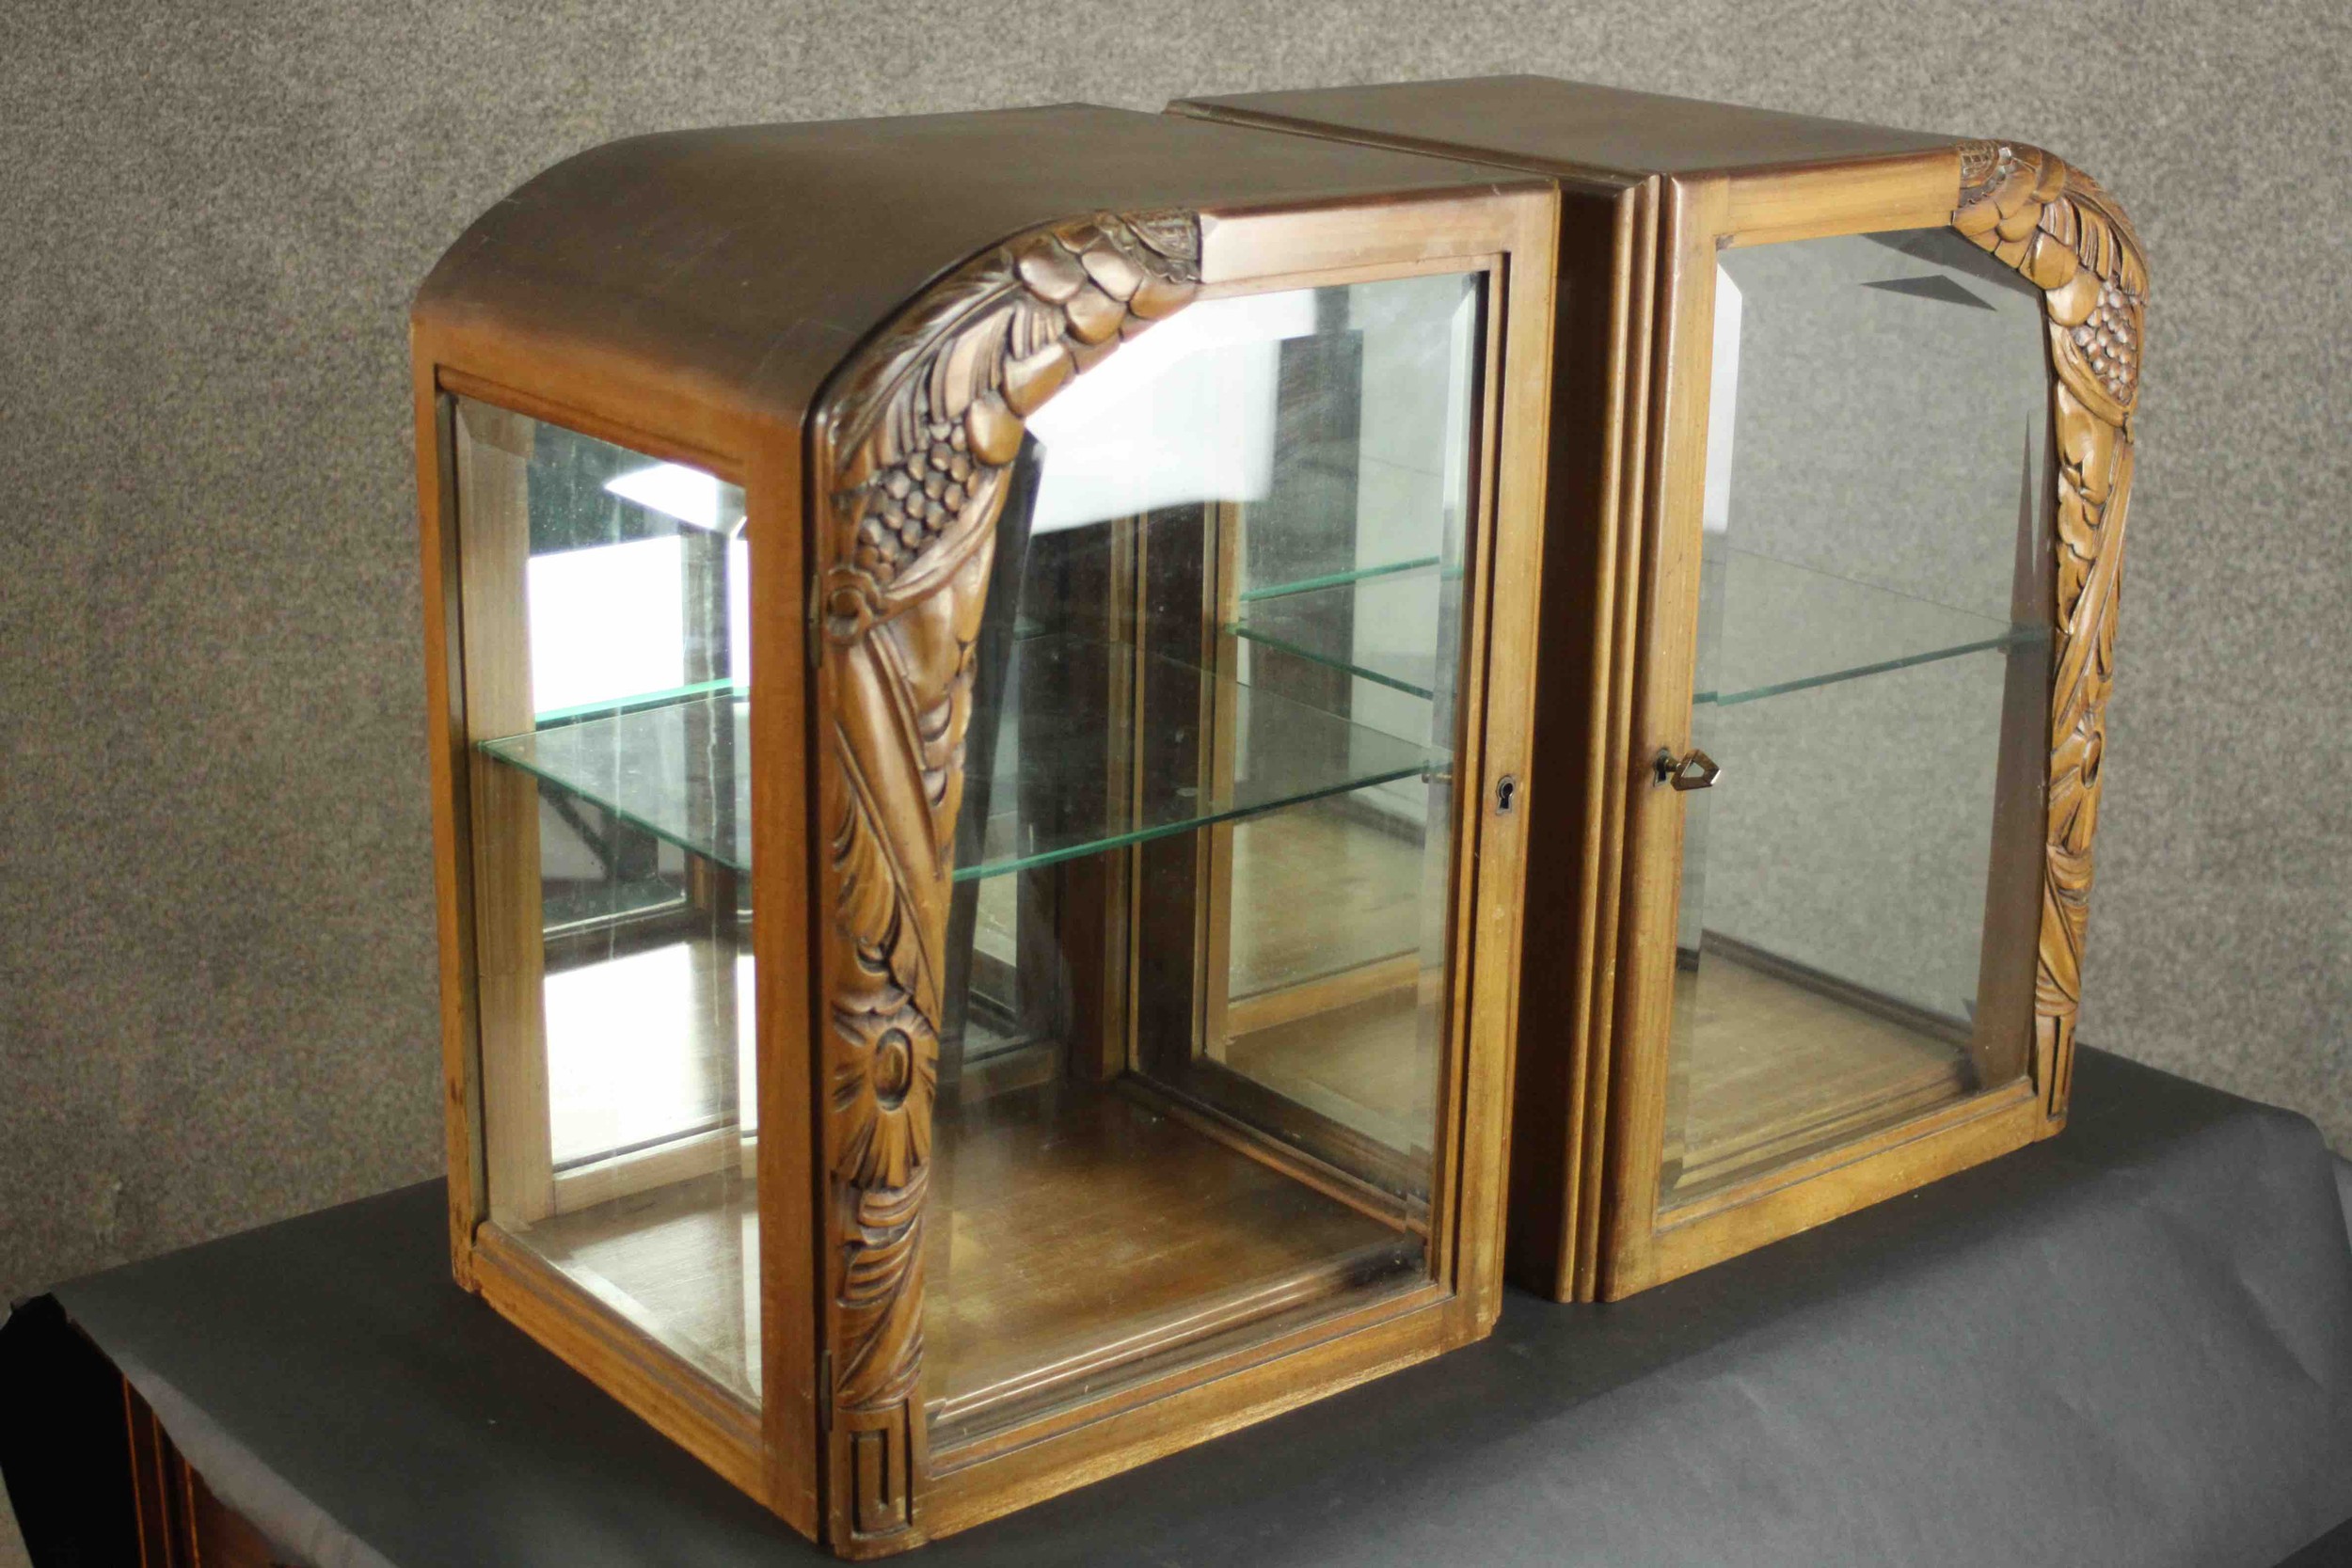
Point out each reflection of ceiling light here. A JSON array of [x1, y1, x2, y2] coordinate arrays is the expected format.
[[606, 464, 729, 531]]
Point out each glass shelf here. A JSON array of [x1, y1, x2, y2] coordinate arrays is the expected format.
[[1228, 559, 1451, 700], [479, 635, 1444, 884], [485, 692, 750, 868], [1697, 546, 2045, 708], [1236, 554, 1441, 604], [534, 675, 741, 727]]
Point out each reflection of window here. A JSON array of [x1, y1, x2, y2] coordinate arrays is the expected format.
[[544, 941, 757, 1169], [605, 462, 734, 531], [729, 538, 749, 692], [1024, 290, 1315, 531], [528, 536, 687, 716], [1702, 267, 1742, 536], [521, 458, 752, 721]]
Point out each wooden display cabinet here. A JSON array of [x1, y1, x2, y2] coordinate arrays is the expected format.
[[1176, 78, 2148, 1299], [411, 106, 1555, 1553]]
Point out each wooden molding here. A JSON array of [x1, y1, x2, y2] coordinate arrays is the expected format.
[[452, 400, 557, 1230], [807, 211, 1201, 1555], [1720, 150, 1957, 247], [1951, 142, 2147, 1122]]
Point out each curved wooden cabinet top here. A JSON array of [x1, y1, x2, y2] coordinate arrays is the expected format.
[[1172, 74, 1962, 182], [411, 104, 1534, 437]]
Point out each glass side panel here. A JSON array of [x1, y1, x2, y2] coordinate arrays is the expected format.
[[925, 269, 1485, 1449], [453, 399, 759, 1405], [1660, 229, 2053, 1208]]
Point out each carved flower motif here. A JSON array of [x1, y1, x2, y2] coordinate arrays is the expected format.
[[831, 1002, 938, 1192]]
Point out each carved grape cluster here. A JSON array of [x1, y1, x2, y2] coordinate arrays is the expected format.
[[853, 388, 976, 578], [2072, 278, 2141, 402], [823, 212, 1198, 641], [1953, 138, 2146, 417]]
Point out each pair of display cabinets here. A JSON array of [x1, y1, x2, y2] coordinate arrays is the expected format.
[[412, 76, 2145, 1554]]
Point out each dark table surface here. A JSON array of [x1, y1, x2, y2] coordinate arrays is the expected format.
[[8, 1048, 2352, 1567]]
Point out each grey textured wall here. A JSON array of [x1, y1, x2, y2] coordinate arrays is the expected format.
[[2, 7, 2346, 1553]]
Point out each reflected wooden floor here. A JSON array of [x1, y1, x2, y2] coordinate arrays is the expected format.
[[1662, 946, 1977, 1204], [516, 1167, 760, 1404], [925, 1080, 1422, 1446], [1228, 800, 1423, 997], [509, 1077, 1423, 1442], [1224, 984, 1435, 1155]]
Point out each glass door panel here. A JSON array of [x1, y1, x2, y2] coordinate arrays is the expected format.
[[925, 269, 1486, 1449], [1660, 229, 2052, 1207]]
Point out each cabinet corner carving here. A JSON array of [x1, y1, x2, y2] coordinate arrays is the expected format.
[[809, 210, 1201, 1548], [1953, 141, 2147, 1119]]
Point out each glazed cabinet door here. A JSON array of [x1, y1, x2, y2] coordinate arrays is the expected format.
[[935, 265, 1477, 1435], [1567, 146, 2148, 1300], [806, 199, 1547, 1549], [1651, 223, 2055, 1209]]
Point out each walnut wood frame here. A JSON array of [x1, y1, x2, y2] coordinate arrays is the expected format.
[[1172, 82, 2147, 1304], [414, 113, 1555, 1557]]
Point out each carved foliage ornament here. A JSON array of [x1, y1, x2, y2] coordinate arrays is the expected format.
[[1952, 142, 2146, 1117], [809, 210, 1200, 1545]]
